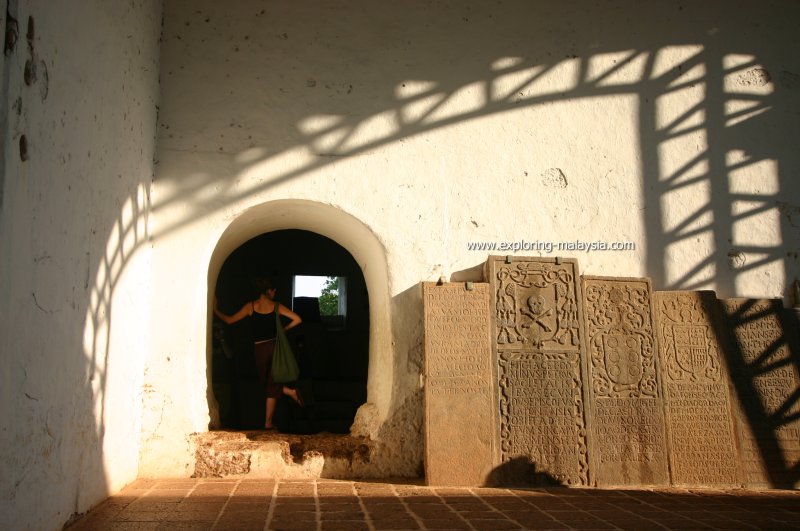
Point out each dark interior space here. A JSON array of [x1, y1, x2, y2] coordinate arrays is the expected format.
[[212, 229, 369, 433]]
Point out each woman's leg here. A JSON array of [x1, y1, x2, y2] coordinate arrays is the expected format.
[[265, 397, 277, 428], [266, 388, 300, 428], [255, 340, 282, 428], [283, 386, 303, 406]]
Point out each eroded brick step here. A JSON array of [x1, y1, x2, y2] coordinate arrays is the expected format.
[[191, 431, 374, 479]]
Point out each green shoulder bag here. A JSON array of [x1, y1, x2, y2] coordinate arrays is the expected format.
[[271, 305, 300, 383]]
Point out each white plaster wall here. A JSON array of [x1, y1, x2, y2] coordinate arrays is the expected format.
[[144, 0, 800, 477], [0, 1, 162, 529]]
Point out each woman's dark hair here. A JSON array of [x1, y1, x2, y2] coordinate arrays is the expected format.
[[253, 276, 274, 295]]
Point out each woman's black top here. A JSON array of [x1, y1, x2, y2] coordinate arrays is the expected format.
[[251, 302, 279, 342]]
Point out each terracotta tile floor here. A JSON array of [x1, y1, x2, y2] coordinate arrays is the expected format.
[[65, 478, 800, 531]]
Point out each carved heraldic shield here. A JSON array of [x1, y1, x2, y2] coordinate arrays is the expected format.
[[672, 325, 709, 375], [602, 334, 643, 386]]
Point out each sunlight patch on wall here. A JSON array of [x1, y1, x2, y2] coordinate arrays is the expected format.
[[490, 64, 548, 101], [655, 78, 706, 135], [732, 200, 782, 246], [83, 181, 151, 403], [297, 114, 347, 135], [395, 80, 438, 99], [310, 126, 352, 155], [416, 81, 487, 125], [726, 152, 778, 195], [422, 81, 488, 125], [400, 92, 447, 125], [650, 45, 704, 81], [490, 56, 525, 71], [657, 135, 710, 186], [338, 110, 400, 154], [585, 50, 648, 86], [723, 54, 773, 128], [235, 147, 269, 165]]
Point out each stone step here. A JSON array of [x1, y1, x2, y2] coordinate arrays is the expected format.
[[190, 430, 374, 480]]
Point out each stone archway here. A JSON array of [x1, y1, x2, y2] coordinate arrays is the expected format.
[[207, 200, 392, 432]]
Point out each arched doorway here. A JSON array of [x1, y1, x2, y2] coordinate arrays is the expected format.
[[206, 199, 393, 435], [212, 229, 369, 432]]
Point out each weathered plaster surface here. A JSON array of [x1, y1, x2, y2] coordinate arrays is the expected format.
[[0, 1, 161, 529]]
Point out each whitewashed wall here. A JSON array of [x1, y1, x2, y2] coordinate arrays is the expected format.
[[145, 0, 800, 477], [0, 1, 161, 529], [1, 1, 799, 528]]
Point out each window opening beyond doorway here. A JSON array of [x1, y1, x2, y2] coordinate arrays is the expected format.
[[293, 275, 347, 331]]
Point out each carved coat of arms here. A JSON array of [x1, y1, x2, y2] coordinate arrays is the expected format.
[[494, 262, 580, 350], [584, 281, 658, 398], [658, 293, 721, 383], [672, 325, 710, 375], [603, 334, 643, 386]]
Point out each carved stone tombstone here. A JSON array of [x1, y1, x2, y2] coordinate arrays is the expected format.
[[653, 291, 741, 486], [486, 257, 592, 486], [582, 277, 669, 486], [720, 299, 800, 488], [422, 282, 495, 486]]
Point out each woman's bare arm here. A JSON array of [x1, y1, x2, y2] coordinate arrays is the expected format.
[[214, 297, 252, 325], [277, 303, 302, 331]]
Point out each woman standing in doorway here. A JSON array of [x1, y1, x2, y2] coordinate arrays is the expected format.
[[214, 277, 303, 430]]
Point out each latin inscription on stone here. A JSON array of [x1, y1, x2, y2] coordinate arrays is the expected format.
[[423, 282, 494, 486], [654, 291, 740, 486], [498, 351, 589, 485], [721, 299, 800, 488], [487, 257, 591, 486], [582, 277, 669, 486]]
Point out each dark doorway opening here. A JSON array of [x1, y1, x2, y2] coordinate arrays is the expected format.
[[212, 229, 369, 434]]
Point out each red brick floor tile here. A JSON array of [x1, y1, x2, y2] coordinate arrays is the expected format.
[[214, 519, 267, 531], [174, 501, 226, 512], [318, 501, 361, 510], [115, 511, 171, 522], [266, 519, 318, 530], [320, 521, 371, 531], [63, 479, 800, 531], [223, 501, 270, 512], [154, 523, 213, 531], [452, 509, 500, 519], [123, 479, 159, 490], [166, 511, 221, 523], [370, 518, 421, 530], [418, 519, 472, 530], [100, 524, 161, 531], [466, 517, 527, 530], [274, 498, 316, 507], [367, 506, 410, 520], [362, 501, 407, 509], [66, 514, 120, 531], [318, 510, 366, 520], [125, 501, 174, 513], [271, 509, 317, 521]]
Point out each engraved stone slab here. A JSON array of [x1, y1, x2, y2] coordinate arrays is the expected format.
[[654, 291, 741, 486], [487, 257, 592, 486], [720, 299, 800, 488], [582, 277, 669, 486], [423, 282, 495, 486]]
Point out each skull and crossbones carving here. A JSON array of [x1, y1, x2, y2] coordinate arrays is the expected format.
[[520, 294, 553, 333]]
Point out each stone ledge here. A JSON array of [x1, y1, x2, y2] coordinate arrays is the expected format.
[[190, 431, 374, 479]]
